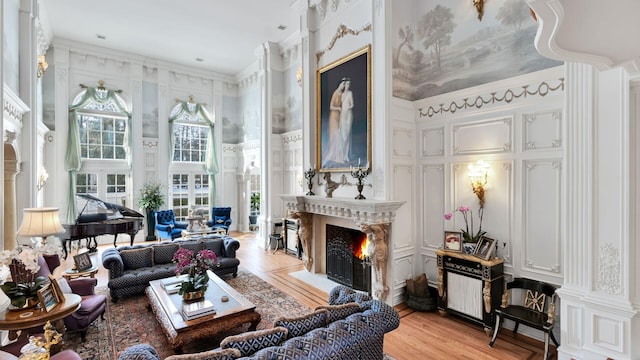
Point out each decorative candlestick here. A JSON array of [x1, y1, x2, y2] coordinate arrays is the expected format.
[[350, 165, 371, 200], [304, 167, 317, 195]]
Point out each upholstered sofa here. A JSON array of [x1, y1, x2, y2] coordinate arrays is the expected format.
[[117, 286, 400, 360], [101, 236, 240, 301]]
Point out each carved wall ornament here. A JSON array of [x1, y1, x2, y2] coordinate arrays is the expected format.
[[282, 133, 302, 145], [289, 211, 314, 272], [360, 223, 390, 301], [316, 24, 372, 64], [597, 243, 623, 295], [418, 78, 565, 118]]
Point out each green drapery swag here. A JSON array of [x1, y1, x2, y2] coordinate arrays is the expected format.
[[168, 101, 219, 207], [64, 88, 132, 223]]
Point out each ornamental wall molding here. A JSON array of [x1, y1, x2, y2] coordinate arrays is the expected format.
[[36, 19, 51, 55], [142, 140, 158, 148], [597, 243, 623, 295], [316, 24, 372, 64], [418, 78, 565, 118], [282, 133, 302, 145], [223, 145, 240, 152], [3, 85, 29, 126]]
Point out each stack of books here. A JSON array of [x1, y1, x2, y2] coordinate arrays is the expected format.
[[160, 275, 187, 295], [182, 299, 216, 320]]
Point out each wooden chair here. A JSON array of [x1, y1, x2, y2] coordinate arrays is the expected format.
[[489, 278, 559, 359]]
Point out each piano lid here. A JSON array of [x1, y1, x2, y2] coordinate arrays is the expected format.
[[76, 193, 143, 222]]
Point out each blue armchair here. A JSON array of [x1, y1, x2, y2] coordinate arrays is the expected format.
[[206, 207, 232, 234], [154, 209, 188, 240]]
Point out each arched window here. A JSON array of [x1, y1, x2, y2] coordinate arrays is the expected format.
[[168, 98, 218, 220], [65, 85, 132, 222]]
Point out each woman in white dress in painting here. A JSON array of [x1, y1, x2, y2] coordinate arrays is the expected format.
[[322, 79, 346, 166], [339, 78, 354, 163]]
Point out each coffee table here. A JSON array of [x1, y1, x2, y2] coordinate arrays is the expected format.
[[146, 270, 261, 351]]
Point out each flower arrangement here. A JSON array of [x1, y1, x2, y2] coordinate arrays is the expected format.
[[172, 248, 219, 295], [444, 205, 486, 244], [0, 243, 62, 307], [137, 182, 165, 211]]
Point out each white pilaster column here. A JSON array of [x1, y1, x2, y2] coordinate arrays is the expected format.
[[300, 8, 317, 180], [130, 61, 144, 208], [52, 42, 70, 220], [560, 62, 639, 360], [157, 68, 170, 188]]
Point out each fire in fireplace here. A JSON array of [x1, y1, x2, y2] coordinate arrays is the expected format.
[[326, 224, 371, 294]]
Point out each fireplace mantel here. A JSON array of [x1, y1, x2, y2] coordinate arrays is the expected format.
[[281, 195, 405, 302], [280, 195, 405, 224]]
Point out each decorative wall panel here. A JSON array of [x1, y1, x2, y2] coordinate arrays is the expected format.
[[523, 159, 562, 275], [422, 165, 444, 249], [393, 256, 413, 288], [392, 165, 414, 251], [523, 110, 562, 151], [592, 314, 623, 353], [452, 117, 513, 155], [421, 127, 444, 157], [393, 128, 414, 158]]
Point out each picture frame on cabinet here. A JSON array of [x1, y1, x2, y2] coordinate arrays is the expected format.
[[316, 45, 371, 172], [443, 231, 462, 252], [474, 236, 496, 260]]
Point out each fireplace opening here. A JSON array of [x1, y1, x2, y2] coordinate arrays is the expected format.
[[326, 224, 371, 294]]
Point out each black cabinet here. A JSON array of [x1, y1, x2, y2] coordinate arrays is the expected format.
[[436, 249, 504, 334]]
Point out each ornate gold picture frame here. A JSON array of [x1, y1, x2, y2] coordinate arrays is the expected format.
[[316, 45, 371, 172]]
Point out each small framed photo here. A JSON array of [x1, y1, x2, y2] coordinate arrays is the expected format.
[[37, 283, 60, 312], [474, 236, 496, 260], [443, 231, 462, 252], [48, 275, 66, 303], [73, 252, 93, 271]]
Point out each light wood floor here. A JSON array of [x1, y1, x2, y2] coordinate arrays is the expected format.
[[65, 231, 556, 359]]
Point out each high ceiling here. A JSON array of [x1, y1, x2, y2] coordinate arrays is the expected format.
[[39, 0, 301, 75]]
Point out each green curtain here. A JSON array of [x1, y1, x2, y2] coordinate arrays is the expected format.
[[64, 88, 132, 223], [169, 101, 218, 207]]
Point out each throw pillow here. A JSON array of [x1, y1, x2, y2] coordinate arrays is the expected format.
[[204, 238, 224, 256], [56, 277, 73, 294], [220, 327, 288, 357], [215, 216, 227, 224], [273, 309, 329, 339], [119, 248, 153, 270], [165, 348, 240, 360], [153, 243, 180, 265], [179, 240, 202, 254], [315, 302, 362, 323]]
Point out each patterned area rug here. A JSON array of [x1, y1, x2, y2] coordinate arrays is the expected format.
[[60, 268, 312, 359]]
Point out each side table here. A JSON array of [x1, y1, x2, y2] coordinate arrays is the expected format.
[[0, 294, 81, 338], [62, 265, 99, 280]]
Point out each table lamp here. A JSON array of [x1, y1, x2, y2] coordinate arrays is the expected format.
[[17, 208, 65, 245]]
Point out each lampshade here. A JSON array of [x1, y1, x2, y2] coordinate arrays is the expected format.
[[17, 207, 65, 237]]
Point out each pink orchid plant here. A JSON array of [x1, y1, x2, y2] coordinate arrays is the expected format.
[[173, 248, 219, 295], [444, 205, 486, 243]]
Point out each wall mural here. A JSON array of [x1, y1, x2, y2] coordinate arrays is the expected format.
[[392, 0, 562, 101], [222, 95, 243, 144], [142, 81, 159, 138]]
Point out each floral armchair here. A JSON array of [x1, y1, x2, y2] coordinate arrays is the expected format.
[[154, 209, 188, 240], [206, 207, 232, 234]]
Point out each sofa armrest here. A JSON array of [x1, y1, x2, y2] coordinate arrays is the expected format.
[[68, 278, 98, 296], [223, 237, 240, 258], [117, 344, 159, 360], [156, 224, 172, 232], [101, 248, 124, 279], [329, 285, 372, 305], [174, 221, 188, 229], [224, 219, 232, 227]]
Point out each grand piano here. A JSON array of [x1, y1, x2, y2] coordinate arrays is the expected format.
[[60, 194, 144, 259]]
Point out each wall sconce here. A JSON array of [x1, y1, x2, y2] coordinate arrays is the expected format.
[[296, 67, 303, 87], [473, 0, 485, 21], [37, 55, 48, 78], [468, 160, 490, 207], [37, 167, 49, 191]]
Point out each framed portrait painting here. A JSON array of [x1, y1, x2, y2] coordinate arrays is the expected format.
[[443, 231, 462, 252], [316, 45, 371, 172], [73, 252, 93, 271], [474, 236, 496, 260]]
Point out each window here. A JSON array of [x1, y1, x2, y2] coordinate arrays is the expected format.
[[169, 100, 214, 218], [78, 114, 127, 160], [171, 173, 209, 221], [76, 171, 130, 211]]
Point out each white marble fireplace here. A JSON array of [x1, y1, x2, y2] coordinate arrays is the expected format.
[[280, 195, 404, 305]]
